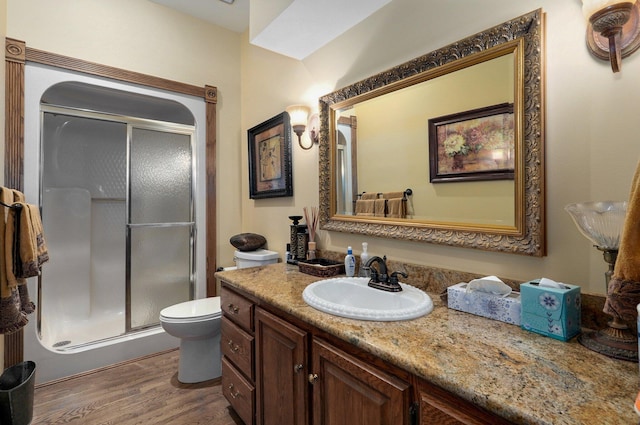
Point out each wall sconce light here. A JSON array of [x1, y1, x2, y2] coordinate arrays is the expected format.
[[582, 0, 640, 72], [286, 105, 319, 150]]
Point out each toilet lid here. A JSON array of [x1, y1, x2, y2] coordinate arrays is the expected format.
[[160, 297, 221, 320]]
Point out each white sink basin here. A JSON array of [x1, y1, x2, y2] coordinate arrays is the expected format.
[[302, 277, 433, 321]]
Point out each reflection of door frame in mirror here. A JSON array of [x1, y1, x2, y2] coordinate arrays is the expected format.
[[318, 9, 545, 256], [335, 116, 358, 215]]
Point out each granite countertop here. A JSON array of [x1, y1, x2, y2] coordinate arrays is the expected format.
[[216, 263, 639, 425]]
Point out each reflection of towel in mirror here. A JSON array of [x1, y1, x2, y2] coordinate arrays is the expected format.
[[360, 192, 378, 200], [604, 161, 640, 322], [374, 199, 386, 217], [382, 191, 405, 200], [355, 199, 375, 216], [386, 198, 406, 218]]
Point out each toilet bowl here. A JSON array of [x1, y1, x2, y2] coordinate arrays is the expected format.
[[160, 297, 222, 384]]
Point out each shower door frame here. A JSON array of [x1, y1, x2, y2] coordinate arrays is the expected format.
[[39, 105, 197, 339], [3, 38, 218, 367]]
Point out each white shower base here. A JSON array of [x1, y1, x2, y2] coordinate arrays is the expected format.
[[25, 278, 179, 384], [24, 320, 178, 385]]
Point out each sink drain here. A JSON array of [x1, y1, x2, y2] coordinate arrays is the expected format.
[[52, 340, 71, 348]]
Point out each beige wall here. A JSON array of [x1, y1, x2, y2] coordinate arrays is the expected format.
[[241, 0, 640, 295]]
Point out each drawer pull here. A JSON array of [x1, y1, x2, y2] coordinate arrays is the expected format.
[[227, 303, 239, 314], [308, 373, 318, 384], [294, 364, 303, 373], [227, 339, 239, 353], [228, 383, 240, 399]]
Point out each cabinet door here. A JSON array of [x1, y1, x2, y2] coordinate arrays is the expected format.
[[255, 307, 309, 425], [417, 379, 513, 425], [311, 338, 410, 425]]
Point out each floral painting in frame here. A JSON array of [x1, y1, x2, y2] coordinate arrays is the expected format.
[[428, 103, 514, 183]]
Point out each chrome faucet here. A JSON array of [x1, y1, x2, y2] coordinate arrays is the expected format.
[[364, 256, 406, 292]]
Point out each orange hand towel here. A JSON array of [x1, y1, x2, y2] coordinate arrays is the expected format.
[[0, 188, 32, 333], [604, 161, 640, 322], [11, 203, 49, 279]]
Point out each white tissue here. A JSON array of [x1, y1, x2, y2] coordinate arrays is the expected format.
[[538, 277, 566, 289], [466, 275, 512, 296]]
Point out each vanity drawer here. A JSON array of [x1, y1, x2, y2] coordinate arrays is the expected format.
[[222, 316, 254, 380], [222, 356, 255, 425], [221, 286, 254, 332]]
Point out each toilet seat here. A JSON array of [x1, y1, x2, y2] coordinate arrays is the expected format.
[[160, 297, 221, 323]]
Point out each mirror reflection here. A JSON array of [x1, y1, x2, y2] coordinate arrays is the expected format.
[[335, 50, 516, 226], [319, 9, 545, 256]]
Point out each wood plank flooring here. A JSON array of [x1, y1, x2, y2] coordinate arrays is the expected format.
[[32, 349, 243, 425]]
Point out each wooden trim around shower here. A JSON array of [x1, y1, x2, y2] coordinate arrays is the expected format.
[[4, 37, 218, 368]]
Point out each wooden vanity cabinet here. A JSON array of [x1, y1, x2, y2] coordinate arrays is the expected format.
[[311, 337, 411, 425], [416, 378, 513, 425], [221, 282, 513, 425], [255, 307, 308, 425], [221, 287, 256, 425]]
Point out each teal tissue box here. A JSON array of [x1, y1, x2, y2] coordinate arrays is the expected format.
[[520, 280, 581, 341]]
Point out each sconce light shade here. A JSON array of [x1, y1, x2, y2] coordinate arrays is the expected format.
[[286, 105, 317, 150], [582, 0, 640, 72]]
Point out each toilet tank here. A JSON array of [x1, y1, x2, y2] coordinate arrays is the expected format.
[[234, 249, 279, 269]]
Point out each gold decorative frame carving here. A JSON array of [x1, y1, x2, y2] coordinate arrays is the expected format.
[[318, 9, 546, 256]]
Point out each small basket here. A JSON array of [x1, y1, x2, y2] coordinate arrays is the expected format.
[[298, 259, 345, 277]]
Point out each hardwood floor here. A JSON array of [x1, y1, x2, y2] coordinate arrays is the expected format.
[[32, 349, 243, 425]]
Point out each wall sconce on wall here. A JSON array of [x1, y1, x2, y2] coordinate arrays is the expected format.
[[286, 105, 319, 150], [582, 0, 640, 72]]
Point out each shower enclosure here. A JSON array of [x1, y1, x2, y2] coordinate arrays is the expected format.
[[38, 82, 196, 351]]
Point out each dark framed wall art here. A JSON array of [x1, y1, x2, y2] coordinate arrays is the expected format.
[[248, 112, 293, 199]]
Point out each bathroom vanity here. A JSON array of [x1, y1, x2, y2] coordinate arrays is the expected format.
[[217, 264, 638, 425]]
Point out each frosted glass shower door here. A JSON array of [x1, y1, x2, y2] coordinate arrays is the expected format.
[[129, 127, 193, 329]]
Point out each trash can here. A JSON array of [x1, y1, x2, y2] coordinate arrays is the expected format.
[[0, 361, 36, 425]]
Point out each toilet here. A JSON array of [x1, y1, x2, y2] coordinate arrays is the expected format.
[[160, 297, 222, 383], [160, 248, 279, 383]]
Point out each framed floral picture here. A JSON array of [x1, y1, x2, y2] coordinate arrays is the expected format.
[[248, 112, 293, 199], [428, 103, 515, 183]]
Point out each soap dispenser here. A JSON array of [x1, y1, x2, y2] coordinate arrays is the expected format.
[[345, 246, 356, 277], [359, 242, 370, 277]]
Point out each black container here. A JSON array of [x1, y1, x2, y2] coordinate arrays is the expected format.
[[0, 361, 36, 425]]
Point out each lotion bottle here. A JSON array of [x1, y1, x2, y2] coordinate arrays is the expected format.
[[345, 246, 356, 277]]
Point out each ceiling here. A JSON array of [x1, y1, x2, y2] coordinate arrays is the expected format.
[[150, 0, 250, 33], [149, 0, 392, 60]]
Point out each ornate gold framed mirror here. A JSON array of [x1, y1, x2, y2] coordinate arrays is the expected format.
[[318, 9, 545, 256]]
